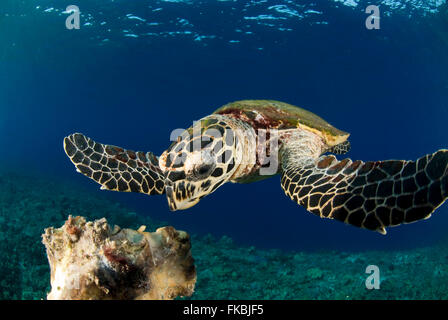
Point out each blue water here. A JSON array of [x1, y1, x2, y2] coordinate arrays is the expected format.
[[1, 0, 448, 254]]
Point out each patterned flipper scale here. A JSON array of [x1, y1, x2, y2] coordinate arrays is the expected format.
[[281, 150, 448, 234], [327, 140, 351, 155], [64, 133, 165, 195]]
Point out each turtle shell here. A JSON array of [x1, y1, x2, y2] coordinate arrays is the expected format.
[[213, 100, 349, 147]]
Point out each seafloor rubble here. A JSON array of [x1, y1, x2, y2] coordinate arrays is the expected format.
[[42, 216, 196, 300], [1, 170, 448, 300]]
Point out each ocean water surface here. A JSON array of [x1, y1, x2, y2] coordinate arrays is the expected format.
[[1, 0, 448, 299]]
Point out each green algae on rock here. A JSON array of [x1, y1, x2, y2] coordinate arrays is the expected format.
[[1, 171, 448, 300]]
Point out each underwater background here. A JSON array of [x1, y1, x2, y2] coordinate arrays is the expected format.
[[1, 0, 448, 299]]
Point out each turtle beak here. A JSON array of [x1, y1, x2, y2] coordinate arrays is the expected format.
[[166, 182, 200, 211]]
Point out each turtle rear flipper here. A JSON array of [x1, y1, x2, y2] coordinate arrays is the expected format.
[[281, 150, 448, 234], [327, 140, 351, 155], [64, 133, 165, 195]]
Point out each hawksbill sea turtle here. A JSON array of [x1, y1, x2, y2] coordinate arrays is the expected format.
[[64, 100, 448, 234]]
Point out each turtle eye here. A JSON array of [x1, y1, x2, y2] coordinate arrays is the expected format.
[[194, 163, 213, 177]]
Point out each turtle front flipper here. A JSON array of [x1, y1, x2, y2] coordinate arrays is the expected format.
[[281, 150, 448, 234], [64, 133, 165, 195]]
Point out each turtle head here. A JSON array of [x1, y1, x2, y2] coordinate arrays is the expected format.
[[159, 117, 239, 211]]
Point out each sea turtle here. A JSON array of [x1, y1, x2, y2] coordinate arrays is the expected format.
[[64, 100, 448, 234]]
